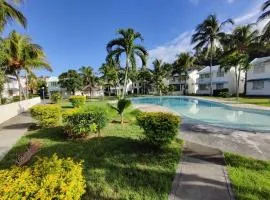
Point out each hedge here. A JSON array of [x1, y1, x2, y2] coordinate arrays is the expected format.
[[69, 96, 86, 108]]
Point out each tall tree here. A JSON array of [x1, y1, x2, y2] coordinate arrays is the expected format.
[[173, 52, 196, 95], [152, 59, 171, 96], [258, 0, 270, 42], [191, 14, 233, 95], [225, 25, 259, 94], [138, 68, 153, 95], [106, 28, 148, 98], [79, 66, 95, 98], [0, 0, 27, 32], [58, 70, 83, 95], [0, 31, 51, 100]]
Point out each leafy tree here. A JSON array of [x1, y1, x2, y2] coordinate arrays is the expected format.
[[106, 28, 148, 98], [224, 25, 259, 94], [220, 52, 248, 100], [138, 68, 153, 95], [191, 14, 233, 95], [0, 69, 4, 101], [99, 58, 119, 96], [152, 59, 171, 96], [258, 0, 270, 42], [58, 70, 83, 95], [79, 66, 95, 98], [37, 79, 48, 99], [0, 0, 27, 32], [0, 31, 51, 100], [109, 99, 131, 124], [173, 52, 196, 95]]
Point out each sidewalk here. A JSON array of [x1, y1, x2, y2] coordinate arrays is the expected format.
[[169, 142, 235, 200], [0, 112, 33, 160]]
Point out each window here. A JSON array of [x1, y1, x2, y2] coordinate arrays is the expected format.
[[199, 84, 210, 90], [216, 70, 224, 77], [216, 83, 224, 90], [253, 64, 265, 74], [200, 73, 210, 79], [252, 81, 264, 90], [50, 82, 58, 87]]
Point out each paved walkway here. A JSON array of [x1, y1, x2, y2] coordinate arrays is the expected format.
[[0, 112, 33, 160], [169, 142, 235, 200]]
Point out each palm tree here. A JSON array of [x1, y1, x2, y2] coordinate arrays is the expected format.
[[0, 0, 27, 32], [227, 25, 259, 94], [109, 99, 131, 124], [191, 14, 234, 95], [106, 28, 148, 98], [79, 66, 95, 98], [258, 0, 270, 42], [152, 59, 171, 96], [0, 31, 51, 100], [173, 52, 196, 95]]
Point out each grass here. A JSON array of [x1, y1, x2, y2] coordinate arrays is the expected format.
[[198, 96, 270, 107], [0, 100, 182, 200], [225, 153, 270, 200]]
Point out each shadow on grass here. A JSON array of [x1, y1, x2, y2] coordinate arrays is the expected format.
[[0, 128, 182, 199]]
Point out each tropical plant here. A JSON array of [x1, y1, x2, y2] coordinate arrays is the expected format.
[[0, 0, 27, 32], [79, 66, 95, 98], [109, 99, 131, 124], [106, 28, 148, 98], [258, 0, 270, 42], [138, 68, 153, 95], [152, 59, 171, 96], [99, 59, 119, 96], [50, 92, 62, 104], [191, 14, 234, 95], [0, 31, 51, 100], [58, 70, 83, 95], [0, 69, 4, 102], [69, 95, 86, 108], [225, 25, 259, 94], [173, 52, 196, 95]]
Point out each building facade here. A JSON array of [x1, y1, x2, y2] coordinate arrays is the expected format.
[[246, 57, 270, 96], [197, 65, 245, 95], [169, 70, 199, 95], [2, 75, 26, 99]]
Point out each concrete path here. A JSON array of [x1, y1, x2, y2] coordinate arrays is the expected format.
[[169, 142, 235, 200], [0, 112, 33, 160]]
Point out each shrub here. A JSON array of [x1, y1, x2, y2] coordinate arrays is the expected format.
[[64, 109, 109, 138], [0, 97, 8, 104], [137, 112, 180, 147], [213, 88, 229, 97], [69, 96, 86, 108], [0, 154, 86, 200], [31, 104, 61, 127], [50, 92, 62, 104], [62, 108, 79, 122]]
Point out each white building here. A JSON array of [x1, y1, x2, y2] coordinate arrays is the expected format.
[[197, 65, 245, 95], [246, 57, 270, 96], [169, 70, 199, 95], [2, 75, 26, 98]]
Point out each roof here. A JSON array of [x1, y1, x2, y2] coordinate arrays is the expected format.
[[250, 56, 270, 65], [198, 65, 221, 74], [247, 78, 270, 82], [46, 76, 59, 82]]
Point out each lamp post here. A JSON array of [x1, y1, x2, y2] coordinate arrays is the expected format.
[[42, 87, 45, 104]]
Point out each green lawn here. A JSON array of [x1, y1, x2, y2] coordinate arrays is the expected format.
[[225, 153, 270, 200], [0, 101, 182, 200]]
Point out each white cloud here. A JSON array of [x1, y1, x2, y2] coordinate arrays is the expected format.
[[149, 2, 268, 64], [149, 31, 193, 63], [189, 0, 236, 5]]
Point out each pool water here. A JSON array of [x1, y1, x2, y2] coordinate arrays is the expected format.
[[132, 97, 270, 132]]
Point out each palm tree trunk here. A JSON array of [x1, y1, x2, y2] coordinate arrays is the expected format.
[[244, 70, 247, 95], [122, 57, 129, 99], [236, 67, 241, 101], [209, 42, 213, 96], [15, 71, 27, 101]]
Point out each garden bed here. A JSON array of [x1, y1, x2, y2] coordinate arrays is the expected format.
[[0, 101, 182, 199]]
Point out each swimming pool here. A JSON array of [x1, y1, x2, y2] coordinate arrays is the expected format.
[[132, 96, 270, 132]]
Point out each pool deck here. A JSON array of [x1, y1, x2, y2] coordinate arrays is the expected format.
[[133, 103, 270, 161]]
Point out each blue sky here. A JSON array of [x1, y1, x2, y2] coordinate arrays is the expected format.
[[4, 0, 266, 76]]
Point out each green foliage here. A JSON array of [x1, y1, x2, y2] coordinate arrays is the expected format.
[[69, 95, 86, 108], [109, 99, 132, 123], [0, 154, 86, 200], [63, 109, 109, 138], [225, 153, 270, 200], [213, 88, 229, 97], [50, 92, 62, 104], [137, 112, 180, 147], [31, 105, 61, 128], [0, 70, 4, 98], [58, 70, 83, 94]]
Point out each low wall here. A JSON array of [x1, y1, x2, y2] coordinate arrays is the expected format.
[[0, 97, 41, 124]]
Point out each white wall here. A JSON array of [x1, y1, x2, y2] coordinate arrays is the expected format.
[[247, 81, 270, 96], [0, 97, 41, 124]]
